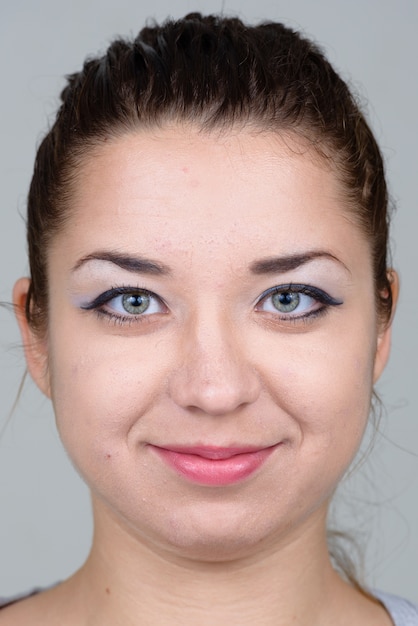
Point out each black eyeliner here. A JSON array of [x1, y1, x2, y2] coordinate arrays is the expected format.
[[258, 283, 343, 307], [80, 286, 155, 311]]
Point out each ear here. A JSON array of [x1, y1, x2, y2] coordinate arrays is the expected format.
[[13, 277, 51, 398], [373, 270, 399, 383]]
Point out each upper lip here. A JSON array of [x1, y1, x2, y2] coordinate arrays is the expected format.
[[151, 444, 278, 459]]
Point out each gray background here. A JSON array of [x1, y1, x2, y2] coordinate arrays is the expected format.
[[0, 0, 417, 602]]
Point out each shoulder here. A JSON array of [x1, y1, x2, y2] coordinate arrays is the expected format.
[[0, 585, 66, 625], [0, 593, 33, 625], [0, 590, 44, 625], [374, 590, 418, 626]]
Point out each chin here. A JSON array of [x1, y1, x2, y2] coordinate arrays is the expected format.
[[139, 501, 304, 564], [163, 528, 271, 564]]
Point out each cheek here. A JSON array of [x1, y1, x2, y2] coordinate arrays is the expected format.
[[47, 327, 166, 476], [248, 327, 377, 523], [260, 320, 377, 464]]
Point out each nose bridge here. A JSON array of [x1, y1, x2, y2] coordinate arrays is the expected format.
[[168, 304, 260, 415]]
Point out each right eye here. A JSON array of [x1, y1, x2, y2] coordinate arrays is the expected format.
[[81, 287, 166, 322], [107, 291, 162, 316]]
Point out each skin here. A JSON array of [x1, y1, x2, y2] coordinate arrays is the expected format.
[[6, 126, 397, 625]]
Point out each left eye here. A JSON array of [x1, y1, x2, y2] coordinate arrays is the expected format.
[[256, 284, 341, 319], [259, 290, 317, 316]]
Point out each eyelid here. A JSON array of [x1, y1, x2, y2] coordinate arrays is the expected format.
[[255, 283, 343, 322], [80, 286, 166, 314], [256, 283, 343, 308], [78, 283, 342, 326]]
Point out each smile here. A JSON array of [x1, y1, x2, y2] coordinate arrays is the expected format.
[[150, 444, 279, 486]]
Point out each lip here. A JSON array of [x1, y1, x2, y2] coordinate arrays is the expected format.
[[150, 444, 279, 486]]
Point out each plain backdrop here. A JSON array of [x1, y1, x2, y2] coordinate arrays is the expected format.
[[0, 0, 417, 603]]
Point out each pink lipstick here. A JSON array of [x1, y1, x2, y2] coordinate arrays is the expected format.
[[151, 444, 277, 486]]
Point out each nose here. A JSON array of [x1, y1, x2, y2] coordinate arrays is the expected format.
[[168, 314, 261, 416]]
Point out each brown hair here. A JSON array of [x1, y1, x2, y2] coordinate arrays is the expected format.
[[25, 13, 393, 333]]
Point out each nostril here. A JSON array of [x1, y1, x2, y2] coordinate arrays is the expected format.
[[168, 355, 261, 415]]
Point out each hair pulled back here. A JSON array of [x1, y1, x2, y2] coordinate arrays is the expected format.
[[26, 12, 393, 331]]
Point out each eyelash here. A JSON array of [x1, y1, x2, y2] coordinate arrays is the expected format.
[[80, 283, 342, 327], [80, 286, 166, 326], [255, 283, 343, 322]]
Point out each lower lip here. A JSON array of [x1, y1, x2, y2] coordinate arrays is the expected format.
[[151, 445, 277, 486]]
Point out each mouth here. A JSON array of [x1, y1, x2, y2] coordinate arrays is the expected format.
[[149, 444, 280, 486]]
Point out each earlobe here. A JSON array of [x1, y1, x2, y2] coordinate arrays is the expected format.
[[13, 277, 51, 398], [373, 270, 399, 383]]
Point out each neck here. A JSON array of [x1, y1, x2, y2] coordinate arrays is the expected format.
[[63, 500, 357, 626]]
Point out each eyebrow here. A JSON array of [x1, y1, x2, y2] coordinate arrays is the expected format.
[[72, 251, 171, 276], [249, 251, 350, 275], [72, 249, 348, 277]]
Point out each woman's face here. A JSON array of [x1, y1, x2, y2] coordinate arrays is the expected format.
[[19, 127, 392, 560]]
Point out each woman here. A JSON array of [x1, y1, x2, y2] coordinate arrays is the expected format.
[[1, 12, 417, 626]]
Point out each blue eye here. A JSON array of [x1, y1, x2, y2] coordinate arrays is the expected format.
[[107, 291, 162, 316], [81, 287, 165, 320], [257, 284, 342, 319]]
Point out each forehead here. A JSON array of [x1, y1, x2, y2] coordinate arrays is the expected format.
[[54, 126, 369, 270]]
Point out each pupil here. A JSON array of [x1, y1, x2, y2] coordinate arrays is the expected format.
[[129, 295, 142, 307], [272, 291, 300, 313], [122, 293, 150, 314], [280, 293, 293, 305]]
